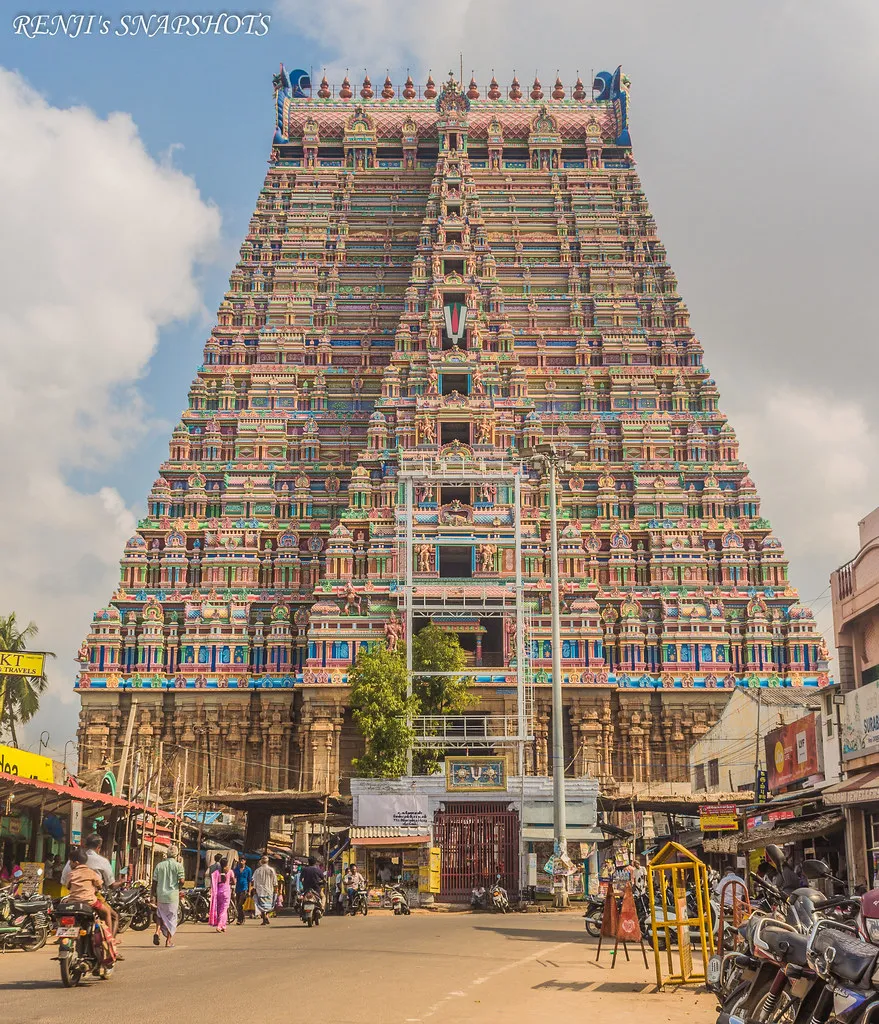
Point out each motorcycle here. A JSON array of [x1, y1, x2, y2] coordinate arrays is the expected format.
[[301, 889, 322, 927], [51, 900, 117, 987], [348, 889, 369, 917], [583, 893, 605, 937], [106, 881, 153, 932], [180, 886, 211, 923], [471, 876, 509, 913], [386, 882, 411, 916], [0, 871, 52, 951]]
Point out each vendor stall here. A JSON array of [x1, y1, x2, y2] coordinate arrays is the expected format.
[[349, 826, 432, 907]]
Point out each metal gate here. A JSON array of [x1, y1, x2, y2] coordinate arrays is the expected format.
[[434, 803, 519, 902]]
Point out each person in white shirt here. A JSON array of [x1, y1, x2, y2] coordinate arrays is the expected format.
[[251, 856, 278, 926], [715, 862, 748, 908], [61, 833, 119, 933], [344, 863, 366, 911]]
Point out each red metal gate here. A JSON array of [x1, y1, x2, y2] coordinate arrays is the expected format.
[[434, 803, 519, 902]]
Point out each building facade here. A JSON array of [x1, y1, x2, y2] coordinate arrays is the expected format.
[[827, 505, 879, 887], [77, 67, 827, 799]]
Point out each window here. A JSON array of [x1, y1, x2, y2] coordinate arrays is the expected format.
[[438, 546, 473, 578], [708, 759, 720, 788], [694, 764, 706, 791], [440, 421, 470, 446], [440, 374, 469, 396], [331, 641, 350, 660]]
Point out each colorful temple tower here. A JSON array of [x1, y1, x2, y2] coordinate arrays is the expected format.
[[76, 67, 829, 798]]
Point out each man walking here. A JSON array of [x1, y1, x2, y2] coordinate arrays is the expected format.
[[252, 856, 278, 926], [152, 845, 185, 947], [233, 856, 253, 925]]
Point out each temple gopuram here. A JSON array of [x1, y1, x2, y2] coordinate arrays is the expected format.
[[76, 67, 829, 800]]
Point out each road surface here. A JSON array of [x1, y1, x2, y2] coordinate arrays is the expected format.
[[0, 909, 714, 1024]]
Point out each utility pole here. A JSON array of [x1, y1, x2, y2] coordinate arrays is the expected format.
[[534, 444, 568, 907], [753, 686, 762, 794], [116, 697, 139, 799]]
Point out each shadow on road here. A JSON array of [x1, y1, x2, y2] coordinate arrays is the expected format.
[[0, 980, 64, 991], [472, 924, 591, 945]]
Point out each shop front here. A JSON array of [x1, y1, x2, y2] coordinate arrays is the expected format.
[[351, 765, 599, 903], [348, 826, 434, 908]]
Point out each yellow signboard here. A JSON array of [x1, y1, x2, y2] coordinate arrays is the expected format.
[[0, 652, 46, 678], [0, 743, 54, 783]]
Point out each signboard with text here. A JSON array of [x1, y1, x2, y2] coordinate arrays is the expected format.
[[0, 652, 45, 678], [356, 795, 429, 831], [842, 678, 879, 762], [765, 712, 822, 790], [0, 743, 54, 783], [699, 803, 739, 832]]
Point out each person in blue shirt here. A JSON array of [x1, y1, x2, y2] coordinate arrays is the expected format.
[[233, 856, 253, 925]]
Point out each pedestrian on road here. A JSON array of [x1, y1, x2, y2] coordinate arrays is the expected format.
[[209, 857, 234, 933], [252, 856, 278, 926], [205, 852, 222, 889], [153, 845, 185, 948], [233, 856, 253, 925]]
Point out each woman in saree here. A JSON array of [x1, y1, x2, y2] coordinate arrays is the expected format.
[[209, 857, 234, 932]]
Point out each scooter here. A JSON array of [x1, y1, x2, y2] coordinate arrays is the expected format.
[[301, 889, 323, 927], [386, 882, 411, 916], [51, 900, 117, 986], [489, 879, 509, 914]]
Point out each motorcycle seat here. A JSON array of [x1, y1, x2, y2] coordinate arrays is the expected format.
[[11, 898, 50, 914], [114, 890, 141, 906], [55, 899, 95, 916], [812, 928, 879, 986], [762, 925, 809, 965]]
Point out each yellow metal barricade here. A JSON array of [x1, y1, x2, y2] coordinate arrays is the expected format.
[[647, 841, 715, 989]]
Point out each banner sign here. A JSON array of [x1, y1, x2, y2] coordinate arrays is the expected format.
[[842, 678, 879, 761], [0, 743, 54, 782], [699, 803, 739, 832], [69, 800, 83, 845], [356, 795, 429, 830], [0, 651, 45, 678], [765, 712, 822, 790]]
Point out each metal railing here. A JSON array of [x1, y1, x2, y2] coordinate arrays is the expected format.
[[411, 713, 528, 746], [835, 558, 855, 599]]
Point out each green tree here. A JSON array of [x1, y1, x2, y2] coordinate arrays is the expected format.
[[348, 626, 476, 778], [349, 642, 417, 778], [0, 614, 53, 747]]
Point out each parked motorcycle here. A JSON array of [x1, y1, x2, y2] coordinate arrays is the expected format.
[[386, 882, 411, 916], [0, 873, 52, 952], [301, 889, 323, 927], [106, 881, 153, 932], [180, 886, 211, 924], [471, 876, 509, 913], [51, 900, 117, 986]]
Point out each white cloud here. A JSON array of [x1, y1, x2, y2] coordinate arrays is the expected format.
[[0, 68, 221, 749], [730, 387, 879, 652]]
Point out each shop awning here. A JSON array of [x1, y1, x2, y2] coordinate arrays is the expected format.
[[822, 769, 879, 806], [350, 826, 430, 848], [705, 811, 846, 853], [0, 771, 174, 819]]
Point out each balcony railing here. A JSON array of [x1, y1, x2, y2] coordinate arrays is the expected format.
[[836, 558, 855, 600]]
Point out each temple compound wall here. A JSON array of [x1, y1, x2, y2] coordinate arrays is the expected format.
[[76, 67, 829, 799]]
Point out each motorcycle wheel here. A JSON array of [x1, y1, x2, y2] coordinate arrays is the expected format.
[[116, 914, 131, 934], [751, 991, 795, 1024], [361, 902, 368, 917], [20, 921, 48, 952], [197, 900, 210, 924], [404, 906, 411, 916], [721, 981, 752, 1022], [584, 911, 602, 937], [60, 956, 83, 988], [130, 906, 152, 931], [394, 907, 401, 916], [177, 903, 187, 927]]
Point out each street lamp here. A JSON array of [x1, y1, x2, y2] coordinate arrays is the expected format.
[[531, 443, 571, 907]]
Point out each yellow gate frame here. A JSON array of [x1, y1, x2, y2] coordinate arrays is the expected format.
[[647, 841, 715, 989]]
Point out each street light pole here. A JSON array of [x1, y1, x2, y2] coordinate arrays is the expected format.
[[534, 444, 568, 907]]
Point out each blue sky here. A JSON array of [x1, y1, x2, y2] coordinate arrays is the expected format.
[[2, 0, 878, 757]]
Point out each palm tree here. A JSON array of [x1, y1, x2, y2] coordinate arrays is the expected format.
[[0, 614, 53, 747]]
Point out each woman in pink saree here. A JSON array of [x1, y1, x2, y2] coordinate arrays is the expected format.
[[209, 857, 234, 932]]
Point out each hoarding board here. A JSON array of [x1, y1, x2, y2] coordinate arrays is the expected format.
[[765, 712, 821, 789]]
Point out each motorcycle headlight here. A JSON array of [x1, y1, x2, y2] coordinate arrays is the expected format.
[[866, 918, 879, 943]]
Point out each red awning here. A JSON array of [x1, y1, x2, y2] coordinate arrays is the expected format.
[[822, 768, 879, 806], [0, 771, 175, 819]]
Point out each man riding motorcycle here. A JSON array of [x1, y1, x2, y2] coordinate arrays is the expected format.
[[60, 833, 121, 936], [300, 857, 327, 908], [344, 863, 366, 912]]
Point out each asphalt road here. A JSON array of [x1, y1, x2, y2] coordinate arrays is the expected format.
[[0, 909, 715, 1024]]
